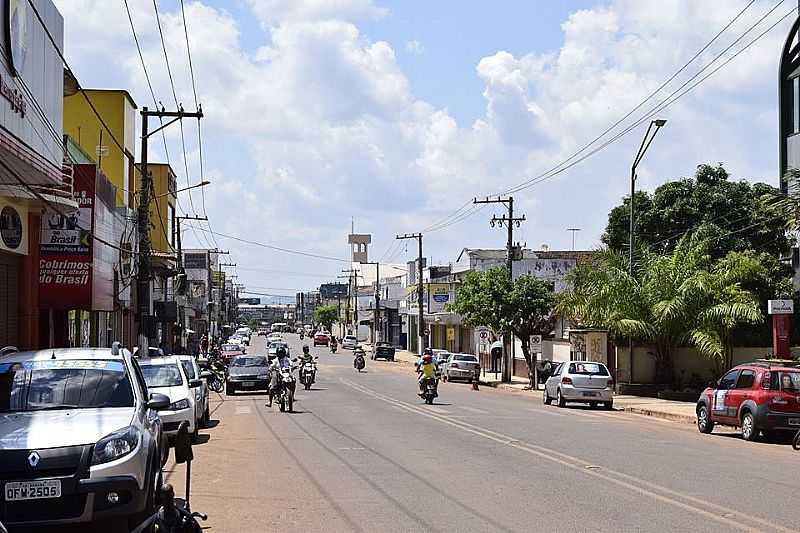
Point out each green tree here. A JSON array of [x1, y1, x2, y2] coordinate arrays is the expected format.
[[313, 304, 338, 333], [447, 267, 556, 388], [558, 234, 763, 383]]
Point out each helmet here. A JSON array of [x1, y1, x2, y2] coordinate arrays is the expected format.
[[302, 345, 310, 354], [276, 346, 287, 357], [423, 347, 433, 356], [422, 354, 433, 364]]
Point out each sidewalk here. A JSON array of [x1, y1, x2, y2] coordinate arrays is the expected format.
[[391, 348, 696, 425]]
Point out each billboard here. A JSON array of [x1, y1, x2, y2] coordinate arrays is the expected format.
[[320, 283, 348, 299], [184, 252, 207, 270], [240, 297, 261, 305]]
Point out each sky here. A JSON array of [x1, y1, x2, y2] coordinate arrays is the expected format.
[[51, 0, 796, 300]]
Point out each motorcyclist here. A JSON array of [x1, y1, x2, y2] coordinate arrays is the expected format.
[[266, 346, 291, 407], [417, 348, 439, 395], [300, 345, 314, 364]]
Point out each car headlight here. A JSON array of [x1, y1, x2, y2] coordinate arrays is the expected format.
[[169, 398, 191, 410], [91, 426, 140, 466]]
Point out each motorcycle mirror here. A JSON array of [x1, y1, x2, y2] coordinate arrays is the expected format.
[[173, 421, 194, 465]]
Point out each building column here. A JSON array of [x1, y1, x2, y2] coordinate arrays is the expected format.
[[18, 213, 40, 350]]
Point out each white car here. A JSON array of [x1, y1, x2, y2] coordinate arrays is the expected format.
[[139, 357, 203, 441], [177, 355, 210, 429], [268, 341, 290, 358], [342, 335, 358, 350], [267, 332, 283, 344], [543, 361, 614, 410]]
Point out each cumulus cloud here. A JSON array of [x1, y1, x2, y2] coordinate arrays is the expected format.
[[406, 39, 424, 55]]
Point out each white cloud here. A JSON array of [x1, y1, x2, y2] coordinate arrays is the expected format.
[[406, 39, 424, 55]]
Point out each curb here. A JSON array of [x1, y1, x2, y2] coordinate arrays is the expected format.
[[624, 406, 696, 425]]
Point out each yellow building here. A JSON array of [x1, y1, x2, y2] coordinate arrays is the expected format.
[[63, 89, 137, 208], [141, 163, 177, 257]]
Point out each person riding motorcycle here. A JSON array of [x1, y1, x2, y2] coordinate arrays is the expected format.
[[300, 345, 314, 365], [267, 346, 291, 407], [416, 348, 439, 395]]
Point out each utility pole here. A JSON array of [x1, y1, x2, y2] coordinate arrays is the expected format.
[[567, 228, 581, 251], [219, 262, 236, 330], [136, 104, 203, 356], [473, 196, 526, 382], [360, 261, 381, 344], [396, 233, 424, 354], [341, 269, 360, 336]]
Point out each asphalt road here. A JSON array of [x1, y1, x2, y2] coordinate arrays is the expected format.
[[165, 334, 799, 533]]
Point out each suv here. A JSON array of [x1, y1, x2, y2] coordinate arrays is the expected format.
[[696, 359, 800, 441], [0, 345, 170, 530], [372, 342, 395, 361]]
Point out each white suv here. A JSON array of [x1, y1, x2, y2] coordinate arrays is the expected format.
[[0, 345, 170, 530], [138, 357, 203, 442]]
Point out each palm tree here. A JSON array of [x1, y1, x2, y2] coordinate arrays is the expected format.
[[559, 234, 763, 383]]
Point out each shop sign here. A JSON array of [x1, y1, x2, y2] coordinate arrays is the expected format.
[[431, 284, 449, 304], [768, 299, 794, 315], [0, 73, 26, 116], [0, 205, 22, 249], [184, 252, 207, 270], [6, 0, 29, 76]]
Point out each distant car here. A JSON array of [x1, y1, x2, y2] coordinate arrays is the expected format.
[[139, 356, 204, 440], [267, 333, 283, 344], [268, 341, 291, 358], [220, 343, 244, 361], [372, 342, 395, 361], [543, 361, 614, 409], [342, 335, 358, 350], [314, 332, 330, 347], [226, 355, 270, 395], [0, 346, 170, 531], [696, 359, 800, 441], [257, 327, 268, 336], [432, 349, 451, 366], [442, 353, 480, 382], [176, 355, 210, 429], [304, 325, 314, 336]]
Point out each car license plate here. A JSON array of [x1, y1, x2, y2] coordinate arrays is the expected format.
[[789, 418, 800, 426], [5, 480, 61, 501], [582, 391, 597, 397], [242, 381, 255, 387]]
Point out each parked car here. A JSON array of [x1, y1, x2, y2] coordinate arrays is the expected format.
[[432, 349, 451, 367], [220, 343, 244, 361], [257, 327, 269, 336], [696, 359, 800, 441], [177, 355, 210, 428], [314, 332, 330, 347], [267, 332, 283, 344], [139, 357, 203, 441], [342, 335, 358, 350], [442, 353, 480, 382], [372, 342, 395, 361], [0, 345, 170, 531], [226, 355, 270, 395], [543, 361, 614, 409]]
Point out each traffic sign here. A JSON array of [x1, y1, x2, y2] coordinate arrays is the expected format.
[[530, 334, 543, 353]]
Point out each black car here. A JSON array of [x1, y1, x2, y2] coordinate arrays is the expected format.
[[226, 355, 270, 395], [372, 342, 395, 361]]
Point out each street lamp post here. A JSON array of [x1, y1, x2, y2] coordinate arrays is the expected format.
[[628, 119, 666, 383]]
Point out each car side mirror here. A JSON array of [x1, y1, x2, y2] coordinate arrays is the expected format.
[[708, 380, 715, 388], [200, 370, 212, 379], [147, 392, 170, 410], [189, 379, 202, 389], [173, 421, 193, 465]]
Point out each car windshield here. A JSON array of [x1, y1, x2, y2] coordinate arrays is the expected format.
[[568, 363, 609, 375], [454, 355, 477, 362], [140, 363, 183, 388], [0, 359, 134, 412], [231, 356, 268, 367], [180, 360, 197, 379], [779, 371, 800, 391]]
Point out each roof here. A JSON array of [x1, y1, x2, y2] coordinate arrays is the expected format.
[[0, 347, 127, 362], [80, 88, 138, 109], [456, 248, 594, 263], [137, 356, 181, 365]]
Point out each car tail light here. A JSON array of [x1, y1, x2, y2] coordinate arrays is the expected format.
[[607, 378, 615, 388], [762, 371, 772, 390], [561, 376, 573, 385]]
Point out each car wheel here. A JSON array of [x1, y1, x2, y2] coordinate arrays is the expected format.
[[741, 411, 758, 441], [543, 389, 552, 405], [603, 401, 613, 410], [127, 457, 161, 532], [697, 405, 714, 434], [226, 385, 234, 395], [589, 401, 598, 409], [556, 388, 566, 408]]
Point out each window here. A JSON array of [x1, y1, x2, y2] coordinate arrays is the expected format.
[[718, 370, 740, 390], [779, 372, 800, 392], [180, 360, 197, 379], [139, 363, 183, 388], [736, 370, 756, 389], [130, 358, 150, 400], [568, 363, 609, 376]]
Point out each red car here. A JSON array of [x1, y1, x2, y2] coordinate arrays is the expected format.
[[696, 359, 800, 441], [313, 332, 330, 347], [220, 343, 244, 362]]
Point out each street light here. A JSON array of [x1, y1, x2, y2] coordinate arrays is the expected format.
[[629, 119, 666, 274], [628, 118, 666, 385], [153, 180, 211, 199]]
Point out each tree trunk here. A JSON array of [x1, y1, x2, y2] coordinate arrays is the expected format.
[[519, 336, 536, 389]]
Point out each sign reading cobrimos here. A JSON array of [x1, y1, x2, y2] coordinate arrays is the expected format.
[[768, 299, 794, 315]]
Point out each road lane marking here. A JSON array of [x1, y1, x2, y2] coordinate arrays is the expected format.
[[340, 378, 792, 533], [526, 408, 566, 417], [459, 405, 489, 414], [235, 406, 252, 415]]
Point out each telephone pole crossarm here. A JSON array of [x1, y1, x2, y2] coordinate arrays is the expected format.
[[396, 233, 425, 354]]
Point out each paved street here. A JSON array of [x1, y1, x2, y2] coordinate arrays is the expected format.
[[162, 334, 799, 533]]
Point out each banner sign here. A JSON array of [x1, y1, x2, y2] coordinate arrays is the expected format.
[[184, 252, 207, 270]]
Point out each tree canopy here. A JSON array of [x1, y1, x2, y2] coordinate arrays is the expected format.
[[448, 268, 555, 387], [313, 304, 338, 332]]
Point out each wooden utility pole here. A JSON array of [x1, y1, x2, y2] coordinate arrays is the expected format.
[[473, 196, 526, 382], [136, 105, 203, 355], [396, 233, 424, 354]]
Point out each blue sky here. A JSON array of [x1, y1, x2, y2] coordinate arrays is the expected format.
[[53, 0, 794, 296]]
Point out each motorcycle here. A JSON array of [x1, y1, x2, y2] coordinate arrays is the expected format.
[[354, 350, 366, 372], [132, 422, 207, 533], [206, 358, 227, 393], [299, 358, 317, 390], [270, 363, 296, 412], [419, 376, 439, 405], [300, 332, 304, 340], [330, 343, 338, 354]]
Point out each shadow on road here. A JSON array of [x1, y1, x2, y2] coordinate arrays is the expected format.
[[204, 419, 220, 429]]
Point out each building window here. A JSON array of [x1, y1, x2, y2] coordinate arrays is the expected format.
[[794, 77, 799, 134]]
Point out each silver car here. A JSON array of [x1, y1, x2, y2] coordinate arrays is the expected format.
[[177, 355, 211, 429], [543, 361, 614, 409], [442, 353, 480, 383], [0, 345, 170, 530]]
